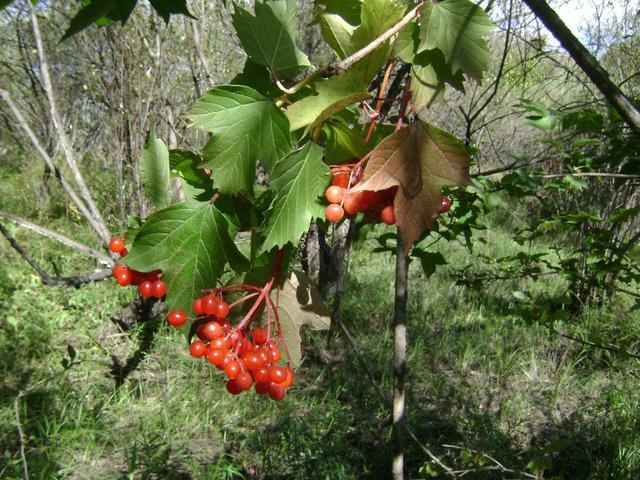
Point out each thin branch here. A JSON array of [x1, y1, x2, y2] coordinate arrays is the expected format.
[[0, 211, 112, 265], [282, 2, 424, 95], [14, 392, 30, 480], [0, 88, 110, 242], [0, 222, 113, 288], [26, 1, 111, 245], [442, 444, 543, 479], [553, 329, 640, 360], [522, 0, 640, 132], [541, 173, 640, 179]]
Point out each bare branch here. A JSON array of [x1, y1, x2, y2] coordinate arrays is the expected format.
[[522, 0, 640, 132], [0, 88, 111, 242], [26, 0, 111, 245], [0, 211, 113, 265], [0, 222, 113, 288], [13, 392, 30, 480], [541, 173, 640, 179]]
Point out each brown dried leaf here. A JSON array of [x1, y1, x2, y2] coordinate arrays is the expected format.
[[275, 270, 331, 367], [352, 121, 470, 254]]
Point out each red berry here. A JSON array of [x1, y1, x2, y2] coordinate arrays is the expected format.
[[151, 280, 167, 298], [237, 337, 254, 356], [243, 351, 264, 371], [193, 298, 204, 316], [145, 270, 162, 281], [189, 340, 206, 358], [214, 300, 230, 319], [139, 280, 153, 298], [281, 368, 295, 388], [130, 270, 144, 286], [226, 379, 243, 395], [218, 318, 232, 331], [257, 348, 270, 365], [211, 336, 231, 350], [325, 204, 345, 223], [325, 185, 345, 204], [269, 366, 288, 384], [269, 346, 282, 363], [113, 265, 132, 286], [205, 348, 225, 366], [438, 196, 452, 214], [331, 172, 350, 188], [202, 295, 219, 315], [235, 371, 253, 391], [167, 309, 187, 327], [109, 237, 126, 254], [119, 247, 128, 257], [195, 324, 208, 341], [224, 359, 241, 379], [253, 366, 270, 384], [343, 192, 364, 215], [251, 327, 268, 346], [255, 382, 270, 395], [380, 205, 396, 225], [268, 382, 286, 401], [202, 321, 223, 340]]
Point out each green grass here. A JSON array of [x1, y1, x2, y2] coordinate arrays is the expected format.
[[1, 166, 640, 479]]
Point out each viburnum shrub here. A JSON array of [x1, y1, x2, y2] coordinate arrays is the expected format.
[[99, 0, 494, 400]]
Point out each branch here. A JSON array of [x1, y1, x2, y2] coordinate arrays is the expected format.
[[26, 1, 111, 245], [0, 222, 113, 288], [0, 88, 111, 245], [0, 211, 112, 265], [541, 173, 640, 179], [443, 444, 543, 479], [14, 392, 30, 480], [522, 0, 640, 132], [282, 2, 424, 95]]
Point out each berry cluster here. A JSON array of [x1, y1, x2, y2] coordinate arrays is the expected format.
[[109, 239, 294, 401], [324, 165, 453, 224], [324, 165, 398, 225], [168, 285, 294, 401], [109, 237, 167, 298]]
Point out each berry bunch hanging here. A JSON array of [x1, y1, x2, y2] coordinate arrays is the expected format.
[[110, 237, 167, 298]]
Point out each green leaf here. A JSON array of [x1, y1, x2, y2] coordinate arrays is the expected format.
[[275, 270, 331, 367], [1, 0, 14, 10], [411, 48, 465, 109], [313, 0, 362, 26], [230, 58, 280, 98], [232, 0, 311, 80], [140, 127, 170, 208], [105, 0, 137, 23], [168, 149, 213, 202], [61, 0, 115, 41], [519, 99, 559, 132], [285, 71, 370, 132], [148, 0, 195, 23], [123, 203, 249, 314], [316, 11, 357, 59], [259, 142, 330, 253], [392, 20, 419, 63], [321, 121, 369, 164], [418, 0, 494, 82], [187, 85, 291, 194], [348, 0, 406, 85]]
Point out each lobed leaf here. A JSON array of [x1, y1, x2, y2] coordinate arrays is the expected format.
[[123, 203, 249, 314], [418, 0, 494, 82], [275, 270, 330, 367], [352, 121, 471, 255], [187, 85, 291, 194], [232, 0, 311, 80], [259, 142, 330, 253]]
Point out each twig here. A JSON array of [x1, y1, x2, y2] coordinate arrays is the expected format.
[[282, 2, 424, 95], [0, 211, 112, 264], [442, 444, 543, 479], [541, 173, 640, 179], [553, 329, 640, 360], [0, 222, 112, 288], [26, 0, 111, 245], [14, 392, 30, 480], [0, 88, 110, 243]]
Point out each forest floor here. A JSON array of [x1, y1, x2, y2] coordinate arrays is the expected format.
[[1, 163, 639, 479]]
